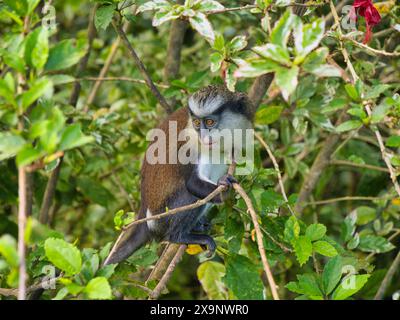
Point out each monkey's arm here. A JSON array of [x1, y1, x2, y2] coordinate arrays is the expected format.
[[186, 170, 224, 204], [186, 170, 237, 203]]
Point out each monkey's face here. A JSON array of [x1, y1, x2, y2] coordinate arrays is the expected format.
[[188, 85, 254, 158], [190, 109, 252, 155]]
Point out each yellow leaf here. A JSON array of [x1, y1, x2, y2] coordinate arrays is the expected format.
[[374, 1, 395, 14], [392, 198, 400, 206], [186, 244, 204, 255], [251, 229, 256, 242]]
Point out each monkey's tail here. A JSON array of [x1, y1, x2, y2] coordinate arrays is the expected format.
[[103, 222, 150, 266]]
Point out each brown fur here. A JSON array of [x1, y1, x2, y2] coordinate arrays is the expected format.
[[140, 107, 193, 216]]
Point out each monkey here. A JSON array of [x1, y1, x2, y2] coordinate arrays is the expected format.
[[103, 85, 254, 265]]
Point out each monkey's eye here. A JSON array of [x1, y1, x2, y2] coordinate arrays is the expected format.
[[205, 118, 215, 127], [192, 119, 201, 128]]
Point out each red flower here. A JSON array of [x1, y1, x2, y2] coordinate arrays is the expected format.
[[352, 0, 381, 43]]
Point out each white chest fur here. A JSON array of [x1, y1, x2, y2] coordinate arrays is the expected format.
[[197, 154, 228, 185]]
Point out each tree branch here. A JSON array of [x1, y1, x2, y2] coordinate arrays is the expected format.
[[232, 182, 280, 300], [112, 20, 173, 114], [374, 250, 400, 300], [39, 5, 97, 225], [149, 245, 187, 299], [255, 132, 296, 216]]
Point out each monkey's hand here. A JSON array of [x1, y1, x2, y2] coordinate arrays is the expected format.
[[217, 174, 237, 189]]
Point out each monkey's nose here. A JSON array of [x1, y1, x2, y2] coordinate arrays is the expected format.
[[202, 136, 213, 145]]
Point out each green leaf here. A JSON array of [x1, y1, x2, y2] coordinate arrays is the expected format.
[[95, 4, 115, 31], [293, 235, 313, 266], [344, 84, 361, 101], [4, 0, 28, 16], [223, 254, 264, 299], [84, 277, 112, 300], [44, 238, 82, 276], [0, 73, 16, 105], [210, 52, 224, 72], [322, 256, 343, 295], [0, 133, 26, 161], [234, 58, 280, 78], [189, 12, 215, 44], [52, 287, 69, 300], [45, 40, 87, 71], [212, 33, 225, 51], [16, 145, 45, 167], [358, 235, 395, 253], [66, 282, 84, 296], [59, 124, 94, 151], [197, 261, 228, 300], [270, 10, 297, 48], [386, 135, 400, 147], [225, 64, 236, 92], [286, 273, 323, 299], [284, 215, 300, 244], [24, 27, 49, 70], [302, 47, 327, 68], [137, 0, 171, 13], [355, 206, 376, 225], [332, 274, 370, 300], [336, 120, 363, 133], [255, 105, 283, 125], [371, 100, 392, 124], [297, 273, 323, 298], [275, 66, 299, 101], [196, 0, 224, 12], [313, 240, 338, 257], [364, 84, 390, 100], [0, 235, 18, 268], [294, 18, 325, 60], [305, 224, 326, 241], [152, 10, 180, 27], [21, 78, 52, 110], [229, 35, 247, 52], [252, 43, 291, 65]]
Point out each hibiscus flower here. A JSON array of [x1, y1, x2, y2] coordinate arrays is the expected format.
[[351, 0, 381, 43]]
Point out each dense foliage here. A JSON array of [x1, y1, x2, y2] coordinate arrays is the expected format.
[[0, 0, 399, 300]]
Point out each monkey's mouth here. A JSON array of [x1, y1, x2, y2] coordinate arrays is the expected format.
[[201, 140, 217, 149]]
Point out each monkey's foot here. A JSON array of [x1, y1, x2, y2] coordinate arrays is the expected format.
[[170, 234, 216, 258]]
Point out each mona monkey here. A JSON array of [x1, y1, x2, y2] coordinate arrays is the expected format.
[[104, 85, 254, 265]]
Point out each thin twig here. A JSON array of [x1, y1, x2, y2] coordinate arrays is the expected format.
[[0, 276, 60, 297], [17, 165, 27, 300], [365, 105, 400, 197], [112, 20, 173, 114], [149, 245, 187, 299], [121, 180, 229, 230], [330, 160, 390, 173], [374, 250, 400, 300], [83, 21, 129, 112], [111, 171, 136, 212], [341, 35, 400, 57], [305, 195, 393, 206], [205, 5, 257, 15], [77, 77, 169, 88], [255, 132, 296, 216], [232, 182, 280, 300]]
